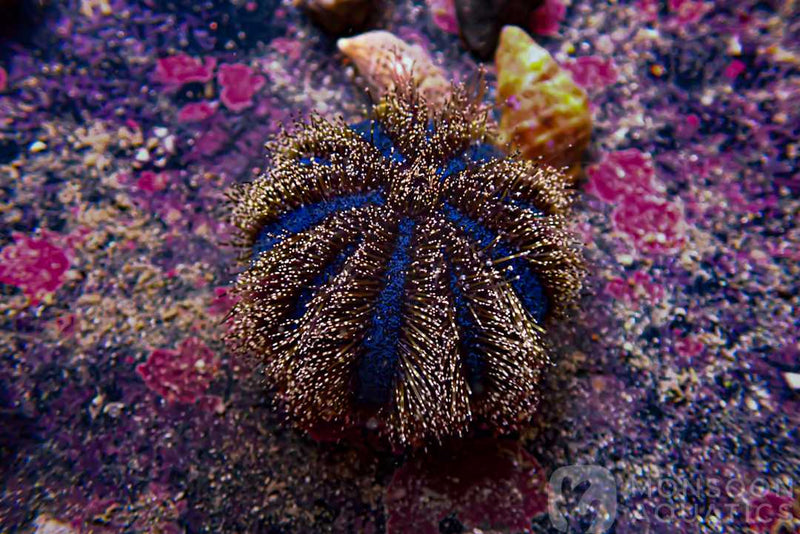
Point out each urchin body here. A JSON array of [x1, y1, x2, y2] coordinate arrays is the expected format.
[[228, 81, 583, 448]]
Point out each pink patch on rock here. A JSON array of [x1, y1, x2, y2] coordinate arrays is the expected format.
[[0, 232, 70, 304], [677, 113, 701, 138], [603, 277, 630, 301], [177, 101, 217, 123], [586, 149, 657, 203], [724, 59, 746, 79], [564, 56, 619, 89], [668, 0, 712, 25], [767, 240, 800, 262], [0, 66, 7, 91], [529, 0, 566, 36], [137, 337, 219, 404], [574, 220, 595, 245], [426, 0, 459, 34], [385, 439, 548, 534], [154, 53, 216, 86], [217, 63, 266, 112], [746, 493, 795, 533], [196, 394, 226, 414], [612, 198, 686, 254], [208, 287, 239, 316], [605, 271, 664, 305], [136, 170, 168, 193], [270, 37, 303, 62], [636, 0, 659, 22], [53, 313, 78, 337], [191, 126, 229, 158], [674, 335, 705, 360]]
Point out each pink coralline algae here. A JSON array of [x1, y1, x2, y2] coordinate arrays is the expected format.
[[587, 149, 686, 254], [673, 335, 705, 363], [190, 126, 229, 158], [724, 59, 746, 80], [746, 492, 796, 533], [136, 170, 168, 192], [52, 313, 78, 337], [154, 53, 216, 86], [767, 240, 800, 262], [667, 0, 712, 26], [208, 287, 239, 316], [529, 0, 566, 36], [564, 56, 619, 89], [0, 66, 7, 91], [270, 37, 303, 62], [612, 197, 686, 254], [605, 271, 664, 305], [136, 337, 219, 404], [217, 63, 265, 112], [586, 149, 658, 202], [177, 101, 217, 123], [679, 113, 701, 138], [0, 232, 70, 304], [426, 0, 458, 35], [636, 0, 659, 22], [636, 0, 712, 26], [385, 440, 548, 534]]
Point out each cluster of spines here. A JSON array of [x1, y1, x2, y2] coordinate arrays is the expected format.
[[228, 78, 583, 447]]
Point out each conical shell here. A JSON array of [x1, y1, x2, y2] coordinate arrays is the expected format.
[[495, 26, 591, 177], [338, 30, 450, 107]]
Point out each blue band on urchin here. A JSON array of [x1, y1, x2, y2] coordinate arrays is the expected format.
[[350, 121, 406, 164], [289, 242, 359, 324], [298, 156, 331, 166], [501, 196, 547, 217], [357, 218, 416, 405], [438, 143, 504, 182], [448, 264, 486, 394], [443, 203, 548, 323], [252, 191, 384, 260]]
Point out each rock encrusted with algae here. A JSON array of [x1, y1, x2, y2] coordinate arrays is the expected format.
[[228, 78, 584, 448], [337, 30, 451, 108], [495, 25, 591, 177], [296, 0, 375, 35]]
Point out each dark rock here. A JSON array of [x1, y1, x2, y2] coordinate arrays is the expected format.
[[454, 0, 543, 59], [298, 0, 377, 36], [0, 0, 50, 42], [0, 382, 37, 464]]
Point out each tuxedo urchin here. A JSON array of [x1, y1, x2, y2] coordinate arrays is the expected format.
[[228, 78, 584, 448]]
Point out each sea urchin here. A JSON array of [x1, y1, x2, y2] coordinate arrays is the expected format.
[[228, 78, 584, 447]]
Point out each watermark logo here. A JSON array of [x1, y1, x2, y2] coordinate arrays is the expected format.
[[549, 465, 617, 533], [546, 464, 796, 531]]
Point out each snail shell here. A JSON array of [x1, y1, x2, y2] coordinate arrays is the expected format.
[[495, 25, 591, 178], [338, 30, 451, 107]]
